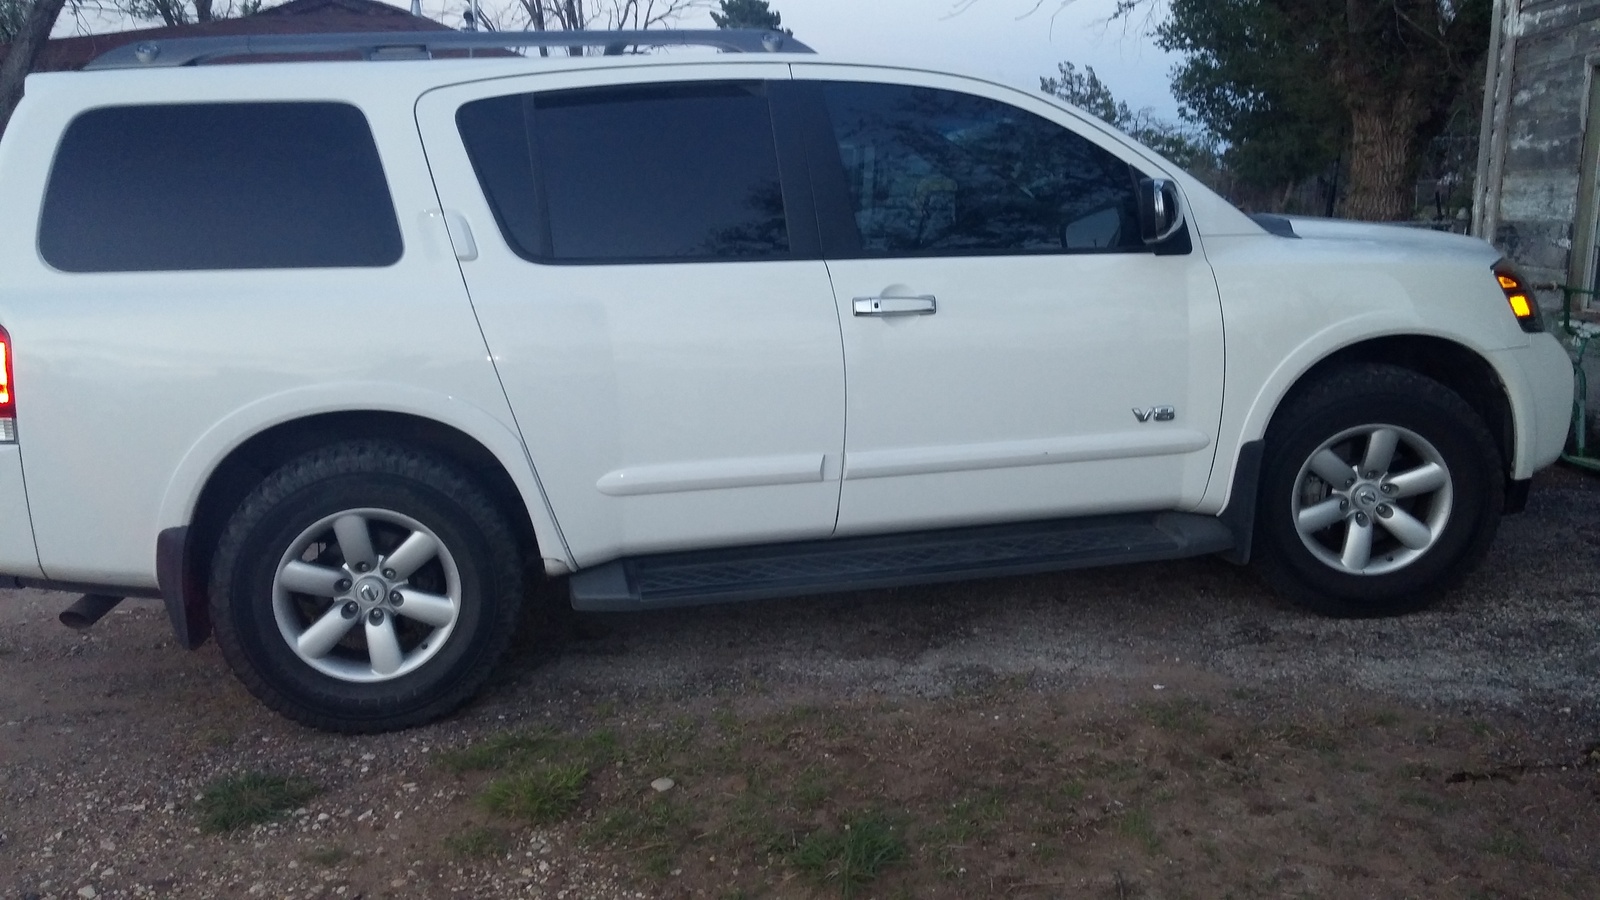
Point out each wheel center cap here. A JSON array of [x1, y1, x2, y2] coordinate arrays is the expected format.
[[354, 576, 388, 607], [1354, 485, 1380, 509]]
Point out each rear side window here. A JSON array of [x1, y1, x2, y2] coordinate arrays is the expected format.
[[457, 82, 789, 263], [39, 102, 403, 272]]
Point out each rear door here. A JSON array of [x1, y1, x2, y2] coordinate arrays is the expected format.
[[790, 67, 1226, 534], [417, 65, 846, 565]]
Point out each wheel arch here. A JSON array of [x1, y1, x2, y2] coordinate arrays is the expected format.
[[1211, 333, 1516, 560], [1267, 336, 1514, 469], [160, 406, 565, 649]]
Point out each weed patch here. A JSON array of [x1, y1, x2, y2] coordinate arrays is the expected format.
[[792, 813, 906, 898], [480, 763, 589, 824], [1139, 697, 1211, 734], [196, 772, 318, 834], [1118, 806, 1161, 854], [438, 729, 616, 775]]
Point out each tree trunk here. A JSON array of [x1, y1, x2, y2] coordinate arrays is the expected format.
[[0, 0, 69, 138], [1341, 92, 1426, 222]]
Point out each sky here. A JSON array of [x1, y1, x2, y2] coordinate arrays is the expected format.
[[685, 0, 1183, 120], [59, 0, 1183, 121], [424, 0, 1185, 120]]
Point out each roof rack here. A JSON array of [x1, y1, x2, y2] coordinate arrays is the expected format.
[[82, 28, 814, 70]]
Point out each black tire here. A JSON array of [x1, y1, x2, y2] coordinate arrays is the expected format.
[[209, 441, 524, 732], [1255, 365, 1503, 617]]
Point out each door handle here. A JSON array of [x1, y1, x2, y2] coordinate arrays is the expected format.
[[852, 295, 938, 317]]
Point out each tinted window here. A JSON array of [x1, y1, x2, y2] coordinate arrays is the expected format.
[[40, 103, 402, 272], [458, 82, 789, 263], [816, 82, 1142, 256]]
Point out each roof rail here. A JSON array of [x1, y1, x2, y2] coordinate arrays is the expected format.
[[82, 28, 814, 70]]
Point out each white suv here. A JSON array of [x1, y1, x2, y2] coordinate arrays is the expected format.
[[0, 30, 1574, 731]]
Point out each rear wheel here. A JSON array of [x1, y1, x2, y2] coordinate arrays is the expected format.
[[210, 441, 524, 732], [1255, 365, 1503, 617]]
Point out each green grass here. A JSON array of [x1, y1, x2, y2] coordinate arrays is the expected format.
[[790, 765, 831, 813], [479, 763, 590, 824], [1118, 807, 1162, 854], [1484, 828, 1533, 861], [584, 795, 697, 877], [437, 729, 617, 774], [1138, 698, 1211, 735], [196, 772, 319, 833], [792, 813, 906, 898]]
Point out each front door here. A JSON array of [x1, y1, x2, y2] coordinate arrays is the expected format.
[[790, 69, 1225, 534], [417, 66, 846, 565]]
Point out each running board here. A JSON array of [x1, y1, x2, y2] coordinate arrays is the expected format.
[[568, 512, 1235, 612]]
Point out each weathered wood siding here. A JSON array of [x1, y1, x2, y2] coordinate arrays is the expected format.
[[1480, 0, 1600, 286]]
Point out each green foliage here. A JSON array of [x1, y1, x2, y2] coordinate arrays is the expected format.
[[436, 728, 618, 774], [196, 772, 319, 833], [1147, 0, 1490, 217], [711, 0, 788, 33], [1154, 0, 1344, 198], [1040, 62, 1220, 176], [479, 762, 590, 823], [792, 813, 906, 898]]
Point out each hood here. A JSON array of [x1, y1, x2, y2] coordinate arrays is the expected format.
[[1270, 215, 1499, 263]]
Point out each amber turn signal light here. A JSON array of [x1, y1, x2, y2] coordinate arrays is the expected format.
[[1492, 262, 1543, 333]]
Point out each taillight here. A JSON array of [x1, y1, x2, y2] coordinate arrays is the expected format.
[[0, 326, 13, 443], [1493, 262, 1544, 333]]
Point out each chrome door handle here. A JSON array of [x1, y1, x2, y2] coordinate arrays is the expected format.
[[852, 295, 938, 317]]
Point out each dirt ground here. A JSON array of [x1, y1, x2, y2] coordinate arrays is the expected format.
[[1, 467, 1598, 899]]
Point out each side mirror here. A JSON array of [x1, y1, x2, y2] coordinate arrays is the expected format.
[[1138, 178, 1186, 245]]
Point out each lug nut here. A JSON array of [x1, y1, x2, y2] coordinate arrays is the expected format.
[[383, 568, 396, 579], [1365, 470, 1379, 479], [341, 601, 359, 619], [1381, 484, 1396, 495], [1344, 477, 1356, 488], [390, 591, 404, 606], [1376, 504, 1393, 519], [335, 578, 352, 592], [354, 562, 370, 573], [1354, 512, 1370, 527], [1339, 499, 1350, 512], [368, 609, 385, 625]]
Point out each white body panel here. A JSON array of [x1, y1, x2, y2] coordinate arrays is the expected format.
[[415, 65, 847, 565], [0, 69, 565, 584], [826, 254, 1223, 532], [0, 447, 41, 578], [788, 64, 1224, 532], [0, 54, 1575, 592]]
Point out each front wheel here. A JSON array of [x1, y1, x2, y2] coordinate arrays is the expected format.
[[1255, 365, 1504, 617], [209, 442, 524, 732]]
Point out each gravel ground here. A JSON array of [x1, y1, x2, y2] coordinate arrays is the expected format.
[[1, 466, 1596, 898]]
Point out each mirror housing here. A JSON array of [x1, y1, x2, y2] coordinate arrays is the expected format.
[[1137, 178, 1186, 246]]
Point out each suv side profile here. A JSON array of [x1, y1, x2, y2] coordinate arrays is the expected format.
[[0, 31, 1574, 732]]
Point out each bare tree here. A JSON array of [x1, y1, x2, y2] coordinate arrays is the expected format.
[[0, 0, 70, 136], [497, 0, 709, 53]]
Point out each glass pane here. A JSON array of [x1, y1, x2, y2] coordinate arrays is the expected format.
[[460, 83, 789, 263], [817, 82, 1141, 256], [40, 103, 402, 272]]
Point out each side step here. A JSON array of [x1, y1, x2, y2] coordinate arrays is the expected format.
[[569, 512, 1235, 612]]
